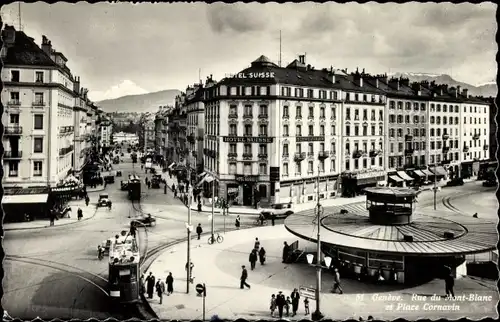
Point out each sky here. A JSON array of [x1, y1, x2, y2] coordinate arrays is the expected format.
[[1, 2, 497, 102]]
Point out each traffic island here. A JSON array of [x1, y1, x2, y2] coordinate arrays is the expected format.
[[143, 225, 498, 320]]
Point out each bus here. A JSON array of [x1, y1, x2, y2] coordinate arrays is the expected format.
[[128, 174, 141, 201], [108, 233, 140, 303]]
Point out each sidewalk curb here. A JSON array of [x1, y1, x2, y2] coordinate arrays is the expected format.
[[4, 203, 100, 231]]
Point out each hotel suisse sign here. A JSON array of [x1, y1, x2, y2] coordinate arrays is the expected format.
[[227, 72, 276, 79], [296, 136, 325, 142], [354, 170, 386, 180], [235, 175, 259, 183], [223, 136, 274, 144]]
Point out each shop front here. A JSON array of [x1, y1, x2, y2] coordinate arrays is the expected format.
[[279, 175, 339, 204], [341, 169, 386, 197], [3, 188, 51, 222], [225, 174, 266, 207]]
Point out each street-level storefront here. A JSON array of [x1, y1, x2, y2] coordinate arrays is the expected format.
[[461, 160, 481, 179], [279, 175, 339, 204], [3, 187, 51, 222], [341, 169, 386, 197], [429, 165, 448, 179], [219, 175, 268, 207]]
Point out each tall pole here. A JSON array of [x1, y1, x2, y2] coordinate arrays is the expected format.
[[211, 178, 215, 241], [313, 165, 323, 320], [433, 162, 437, 210], [186, 166, 192, 293], [18, 2, 21, 31], [279, 30, 282, 67]]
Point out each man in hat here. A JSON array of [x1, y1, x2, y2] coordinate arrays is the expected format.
[[276, 291, 286, 318], [290, 288, 300, 316], [240, 265, 250, 289]]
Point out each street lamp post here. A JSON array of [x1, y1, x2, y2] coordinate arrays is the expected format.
[[433, 162, 441, 210], [305, 165, 331, 321], [186, 166, 193, 294], [211, 177, 215, 242]]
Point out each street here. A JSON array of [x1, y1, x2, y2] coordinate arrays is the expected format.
[[2, 155, 495, 320], [2, 156, 256, 320]]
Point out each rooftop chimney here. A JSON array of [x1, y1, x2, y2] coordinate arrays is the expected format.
[[74, 76, 81, 94], [326, 69, 335, 84], [449, 87, 457, 97], [2, 25, 16, 47], [41, 35, 52, 55], [399, 78, 410, 87], [389, 78, 400, 90], [462, 88, 468, 97], [457, 85, 461, 96], [298, 55, 305, 64], [374, 79, 379, 88]]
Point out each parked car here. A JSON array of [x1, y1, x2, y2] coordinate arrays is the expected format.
[[120, 181, 129, 191], [260, 203, 294, 219], [131, 214, 156, 227], [446, 177, 464, 187], [483, 179, 497, 187]]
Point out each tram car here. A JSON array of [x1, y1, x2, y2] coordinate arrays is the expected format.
[[108, 234, 140, 303], [128, 174, 141, 201]]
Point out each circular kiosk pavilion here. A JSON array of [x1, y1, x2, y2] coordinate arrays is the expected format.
[[284, 187, 497, 285]]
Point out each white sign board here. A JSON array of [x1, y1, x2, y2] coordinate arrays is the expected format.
[[145, 162, 152, 169], [299, 286, 316, 300]]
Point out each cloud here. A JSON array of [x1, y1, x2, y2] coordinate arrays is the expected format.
[[206, 4, 269, 33], [89, 80, 148, 102]]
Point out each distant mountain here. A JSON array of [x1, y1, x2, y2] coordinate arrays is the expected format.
[[97, 89, 181, 113], [389, 72, 497, 98]]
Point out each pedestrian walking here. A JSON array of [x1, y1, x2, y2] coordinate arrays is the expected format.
[[140, 274, 145, 294], [249, 249, 258, 270], [444, 265, 455, 298], [291, 288, 300, 316], [259, 213, 265, 225], [276, 291, 286, 318], [85, 196, 89, 206], [147, 181, 151, 189], [271, 213, 276, 226], [166, 272, 174, 295], [164, 184, 167, 194], [172, 183, 176, 192], [235, 215, 241, 229], [258, 247, 266, 265], [197, 194, 201, 204], [282, 241, 290, 263], [197, 202, 202, 212], [77, 208, 83, 221], [156, 278, 165, 304], [254, 238, 260, 251], [285, 296, 292, 316], [304, 298, 310, 315], [196, 223, 203, 240], [185, 261, 194, 283], [174, 189, 178, 199], [240, 265, 250, 289], [332, 268, 344, 294], [269, 294, 277, 317], [146, 272, 155, 299]]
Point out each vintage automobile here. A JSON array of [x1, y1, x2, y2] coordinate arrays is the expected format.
[[131, 214, 156, 227], [104, 175, 115, 184], [98, 193, 111, 207], [483, 179, 497, 187], [151, 177, 161, 189], [116, 171, 122, 177], [260, 203, 294, 219], [446, 177, 464, 187]]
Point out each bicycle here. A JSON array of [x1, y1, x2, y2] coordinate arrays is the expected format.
[[208, 233, 224, 245], [254, 218, 268, 226]]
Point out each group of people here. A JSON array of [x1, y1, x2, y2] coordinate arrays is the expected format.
[[248, 238, 266, 270], [143, 271, 174, 304], [269, 288, 306, 318]]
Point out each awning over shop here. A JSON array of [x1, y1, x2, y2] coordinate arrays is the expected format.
[[430, 166, 447, 176], [413, 170, 426, 177], [421, 169, 434, 176], [388, 175, 404, 182], [3, 193, 49, 204], [397, 171, 414, 181]]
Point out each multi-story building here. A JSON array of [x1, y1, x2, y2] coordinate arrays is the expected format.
[[143, 119, 155, 150], [2, 26, 76, 187], [186, 82, 207, 173], [99, 114, 113, 152]]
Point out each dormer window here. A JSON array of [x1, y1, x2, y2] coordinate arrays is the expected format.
[[11, 70, 20, 82], [35, 71, 44, 83]]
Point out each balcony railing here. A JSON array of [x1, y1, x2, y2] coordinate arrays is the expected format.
[[59, 145, 74, 156], [318, 151, 329, 160], [228, 152, 238, 158], [369, 150, 381, 157], [308, 115, 314, 120], [442, 133, 450, 140], [294, 152, 306, 161], [258, 133, 268, 137], [463, 146, 469, 153], [4, 126, 23, 135], [473, 134, 480, 140], [283, 114, 289, 119], [7, 100, 21, 107], [405, 135, 413, 141], [4, 151, 23, 159], [330, 150, 336, 157], [242, 152, 253, 160], [405, 148, 414, 155], [258, 153, 268, 159], [307, 152, 315, 157], [32, 101, 45, 107], [282, 153, 289, 158], [295, 115, 302, 120], [484, 144, 489, 150], [258, 114, 268, 119], [243, 113, 253, 118], [228, 114, 238, 119]]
